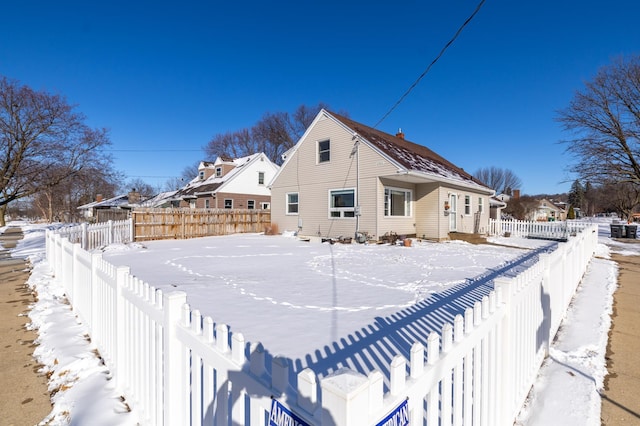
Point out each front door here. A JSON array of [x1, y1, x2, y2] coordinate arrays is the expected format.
[[449, 193, 457, 231]]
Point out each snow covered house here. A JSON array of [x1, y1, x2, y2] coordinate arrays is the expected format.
[[77, 190, 145, 222], [169, 153, 279, 210], [269, 110, 494, 241]]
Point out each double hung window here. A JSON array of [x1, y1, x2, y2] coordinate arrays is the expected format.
[[318, 140, 330, 163], [286, 193, 299, 215]]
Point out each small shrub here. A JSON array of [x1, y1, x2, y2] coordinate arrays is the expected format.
[[264, 223, 279, 236]]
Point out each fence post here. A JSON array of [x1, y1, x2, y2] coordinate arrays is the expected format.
[[320, 369, 370, 425], [107, 220, 114, 246], [114, 265, 130, 394], [494, 277, 513, 426], [129, 217, 135, 243], [163, 291, 188, 426], [81, 222, 88, 249]]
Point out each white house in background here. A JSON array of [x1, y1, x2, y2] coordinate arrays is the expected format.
[[269, 109, 495, 241], [166, 153, 279, 210], [527, 198, 566, 222]]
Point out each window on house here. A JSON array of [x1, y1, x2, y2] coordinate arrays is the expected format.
[[478, 197, 484, 213], [262, 202, 270, 210], [247, 200, 255, 209], [224, 199, 233, 209], [216, 167, 222, 177], [384, 188, 412, 217], [198, 171, 205, 180], [286, 193, 299, 215], [465, 195, 471, 215], [318, 140, 330, 163], [258, 172, 265, 185], [189, 200, 196, 209], [205, 199, 210, 209], [329, 189, 355, 218]]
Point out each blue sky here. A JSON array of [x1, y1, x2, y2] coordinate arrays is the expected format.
[[2, 1, 639, 195]]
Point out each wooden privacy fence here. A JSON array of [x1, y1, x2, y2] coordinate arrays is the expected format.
[[132, 208, 271, 241], [45, 223, 599, 425]]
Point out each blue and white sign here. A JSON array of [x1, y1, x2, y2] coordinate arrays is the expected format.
[[375, 399, 409, 426], [269, 399, 310, 426]]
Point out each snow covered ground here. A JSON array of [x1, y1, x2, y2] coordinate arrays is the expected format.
[[3, 217, 637, 425]]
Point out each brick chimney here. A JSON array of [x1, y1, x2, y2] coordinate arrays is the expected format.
[[395, 128, 405, 139], [96, 194, 103, 202], [513, 189, 520, 199], [128, 189, 141, 204]]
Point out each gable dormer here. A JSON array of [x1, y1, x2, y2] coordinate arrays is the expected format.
[[197, 161, 217, 180]]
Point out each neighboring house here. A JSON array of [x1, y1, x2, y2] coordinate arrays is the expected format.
[[169, 153, 279, 210], [78, 190, 145, 222], [489, 196, 507, 220], [269, 110, 495, 241], [526, 199, 566, 221]]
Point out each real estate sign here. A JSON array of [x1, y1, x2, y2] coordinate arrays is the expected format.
[[269, 399, 310, 426]]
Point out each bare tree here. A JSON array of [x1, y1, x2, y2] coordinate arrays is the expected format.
[[204, 103, 334, 165], [601, 181, 640, 220], [124, 178, 157, 198], [557, 54, 640, 186], [0, 76, 112, 226], [474, 166, 522, 194], [31, 162, 121, 223]]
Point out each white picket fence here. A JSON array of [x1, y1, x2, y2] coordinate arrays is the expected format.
[[489, 218, 591, 240], [45, 222, 598, 425], [54, 219, 134, 250]]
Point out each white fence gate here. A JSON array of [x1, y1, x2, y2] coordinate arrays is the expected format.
[[46, 221, 598, 425]]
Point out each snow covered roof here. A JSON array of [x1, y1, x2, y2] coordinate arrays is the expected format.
[[327, 111, 491, 192], [77, 194, 130, 210], [176, 153, 265, 198]]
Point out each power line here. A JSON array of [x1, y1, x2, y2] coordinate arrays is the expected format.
[[374, 0, 487, 129], [107, 149, 201, 152]]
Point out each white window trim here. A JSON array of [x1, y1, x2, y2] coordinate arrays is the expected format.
[[216, 167, 222, 177], [224, 199, 233, 209], [328, 188, 356, 219], [247, 200, 255, 209], [384, 186, 413, 217], [258, 172, 265, 185], [317, 139, 330, 164], [262, 202, 271, 210], [286, 192, 299, 215], [464, 195, 471, 216], [478, 197, 484, 213]]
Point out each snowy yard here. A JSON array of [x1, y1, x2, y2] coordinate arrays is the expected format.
[[6, 217, 637, 425], [100, 234, 554, 370]]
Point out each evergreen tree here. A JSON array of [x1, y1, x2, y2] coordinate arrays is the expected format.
[[568, 180, 585, 210]]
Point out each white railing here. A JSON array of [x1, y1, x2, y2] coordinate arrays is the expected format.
[[489, 218, 591, 240], [45, 223, 598, 425], [55, 219, 134, 250]]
